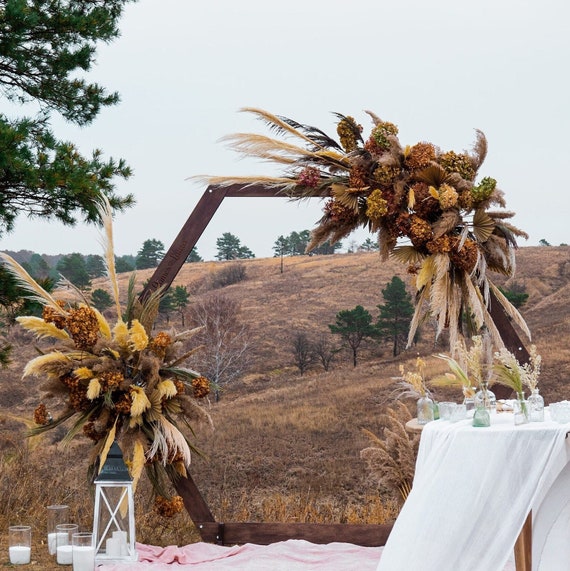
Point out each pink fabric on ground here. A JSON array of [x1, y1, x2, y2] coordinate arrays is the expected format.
[[96, 540, 517, 570], [97, 540, 382, 570]]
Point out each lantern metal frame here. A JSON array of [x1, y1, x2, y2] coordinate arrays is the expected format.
[[92, 441, 138, 564]]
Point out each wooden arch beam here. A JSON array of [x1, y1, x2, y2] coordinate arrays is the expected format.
[[140, 183, 529, 546]]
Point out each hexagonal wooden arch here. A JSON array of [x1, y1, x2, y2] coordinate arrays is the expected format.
[[140, 183, 530, 554]]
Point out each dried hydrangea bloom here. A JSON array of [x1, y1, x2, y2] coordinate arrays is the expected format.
[[33, 403, 50, 425], [438, 183, 459, 210], [366, 189, 388, 221], [297, 166, 321, 188], [409, 215, 433, 247], [66, 306, 99, 349], [348, 164, 369, 190], [405, 142, 436, 170], [336, 116, 361, 152], [438, 150, 476, 181], [449, 238, 479, 273], [192, 376, 210, 399], [373, 163, 400, 186], [154, 495, 184, 517], [471, 176, 497, 203]]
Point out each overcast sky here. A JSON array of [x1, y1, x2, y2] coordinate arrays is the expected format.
[[1, 0, 569, 260]]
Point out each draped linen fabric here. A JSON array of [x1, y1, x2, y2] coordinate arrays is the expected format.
[[376, 413, 569, 571]]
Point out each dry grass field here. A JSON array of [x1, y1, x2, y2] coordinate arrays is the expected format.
[[1, 246, 569, 567]]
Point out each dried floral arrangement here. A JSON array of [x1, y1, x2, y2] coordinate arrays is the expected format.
[[360, 402, 419, 502], [0, 198, 211, 499], [200, 108, 531, 351]]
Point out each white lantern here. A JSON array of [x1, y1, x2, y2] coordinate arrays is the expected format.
[[92, 441, 138, 564]]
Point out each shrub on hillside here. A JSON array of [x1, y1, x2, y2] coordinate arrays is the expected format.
[[212, 263, 247, 288]]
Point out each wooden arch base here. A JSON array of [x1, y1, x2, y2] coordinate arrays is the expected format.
[[142, 184, 530, 551]]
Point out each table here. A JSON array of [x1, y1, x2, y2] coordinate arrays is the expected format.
[[378, 411, 570, 571]]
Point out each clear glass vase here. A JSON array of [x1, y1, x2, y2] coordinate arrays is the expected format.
[[462, 386, 477, 412], [474, 381, 496, 413], [472, 405, 491, 427], [514, 392, 530, 425], [417, 395, 435, 425], [528, 388, 545, 422]]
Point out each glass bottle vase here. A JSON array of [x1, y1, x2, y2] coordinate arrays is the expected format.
[[474, 381, 496, 413], [472, 405, 491, 427], [417, 395, 435, 425], [528, 388, 545, 422], [514, 392, 530, 425]]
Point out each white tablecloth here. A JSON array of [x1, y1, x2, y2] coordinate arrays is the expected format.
[[376, 412, 570, 571]]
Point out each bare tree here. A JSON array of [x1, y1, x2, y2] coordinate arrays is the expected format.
[[188, 293, 251, 400], [312, 333, 338, 372], [291, 331, 314, 376]]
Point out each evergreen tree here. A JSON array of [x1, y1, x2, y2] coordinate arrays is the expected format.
[[0, 0, 135, 237], [56, 252, 91, 289], [171, 285, 190, 326], [215, 232, 255, 260], [360, 237, 379, 252], [91, 288, 113, 312], [85, 254, 106, 279], [22, 253, 51, 279], [288, 230, 310, 255], [136, 239, 165, 269], [310, 240, 343, 255], [158, 288, 176, 324], [115, 254, 136, 273], [329, 305, 376, 366], [375, 276, 414, 356], [498, 284, 529, 309], [186, 247, 203, 263]]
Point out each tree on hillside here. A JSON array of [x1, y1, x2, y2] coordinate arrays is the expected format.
[[309, 240, 343, 255], [215, 232, 255, 260], [56, 252, 91, 289], [22, 253, 51, 279], [136, 239, 165, 269], [187, 292, 251, 400], [115, 254, 136, 273], [91, 288, 113, 312], [291, 331, 314, 376], [360, 237, 379, 252], [158, 288, 176, 324], [0, 0, 135, 237], [498, 283, 529, 309], [375, 276, 414, 356], [85, 254, 106, 279], [186, 247, 203, 263], [329, 305, 376, 367], [171, 285, 190, 326], [273, 235, 288, 273], [312, 333, 338, 372]]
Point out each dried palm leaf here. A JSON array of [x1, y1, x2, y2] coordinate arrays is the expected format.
[[390, 246, 426, 266], [414, 164, 449, 187], [472, 209, 496, 242]]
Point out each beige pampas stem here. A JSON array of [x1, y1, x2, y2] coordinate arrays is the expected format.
[[0, 252, 68, 315], [96, 196, 122, 318]]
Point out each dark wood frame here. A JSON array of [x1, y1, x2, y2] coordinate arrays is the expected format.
[[141, 184, 530, 562]]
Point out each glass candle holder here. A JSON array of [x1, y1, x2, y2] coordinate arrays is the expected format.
[[72, 532, 95, 571], [48, 505, 69, 555], [56, 523, 78, 565], [9, 525, 32, 565]]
